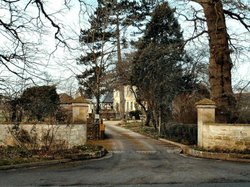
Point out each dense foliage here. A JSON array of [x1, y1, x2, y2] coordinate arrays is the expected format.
[[77, 2, 114, 114], [130, 2, 193, 128], [161, 123, 197, 145], [9, 85, 60, 122]]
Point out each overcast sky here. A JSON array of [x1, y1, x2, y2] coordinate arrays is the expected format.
[[1, 0, 249, 95], [47, 0, 250, 93]]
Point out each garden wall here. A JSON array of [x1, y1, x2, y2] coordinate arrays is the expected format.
[[202, 123, 250, 151], [196, 99, 250, 151], [0, 123, 87, 148]]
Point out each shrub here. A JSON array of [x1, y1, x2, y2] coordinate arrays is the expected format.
[[0, 146, 32, 159], [235, 93, 250, 123], [20, 85, 60, 122], [8, 125, 39, 150], [56, 108, 72, 124], [172, 86, 210, 124], [129, 110, 142, 120], [161, 122, 197, 145]]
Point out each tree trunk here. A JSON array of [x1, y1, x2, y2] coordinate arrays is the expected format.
[[130, 86, 150, 126], [199, 0, 237, 122], [96, 96, 100, 115], [145, 110, 151, 126], [152, 109, 158, 130], [116, 14, 125, 120], [96, 66, 101, 115]]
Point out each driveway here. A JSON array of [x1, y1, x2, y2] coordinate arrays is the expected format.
[[0, 121, 249, 187]]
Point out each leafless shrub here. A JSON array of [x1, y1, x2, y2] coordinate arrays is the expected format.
[[172, 86, 210, 124]]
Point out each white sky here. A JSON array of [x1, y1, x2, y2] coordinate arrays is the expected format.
[[1, 0, 249, 95], [44, 0, 250, 93]]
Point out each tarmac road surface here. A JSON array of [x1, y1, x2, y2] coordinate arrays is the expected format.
[[0, 121, 249, 187]]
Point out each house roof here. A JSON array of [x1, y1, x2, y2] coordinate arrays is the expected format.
[[59, 93, 73, 104], [102, 92, 113, 103]]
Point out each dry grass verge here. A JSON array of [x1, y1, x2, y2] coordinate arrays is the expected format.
[[117, 121, 159, 139], [0, 144, 106, 167]]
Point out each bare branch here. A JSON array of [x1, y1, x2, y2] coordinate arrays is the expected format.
[[183, 30, 208, 46], [34, 0, 68, 47], [224, 9, 250, 31]]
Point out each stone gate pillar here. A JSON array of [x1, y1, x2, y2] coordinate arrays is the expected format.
[[72, 97, 89, 123], [196, 99, 216, 147]]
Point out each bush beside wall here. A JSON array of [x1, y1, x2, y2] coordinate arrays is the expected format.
[[161, 123, 197, 145]]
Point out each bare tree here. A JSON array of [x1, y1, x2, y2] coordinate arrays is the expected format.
[[1, 1, 63, 72], [174, 0, 250, 122], [0, 0, 92, 94], [1, 0, 249, 124]]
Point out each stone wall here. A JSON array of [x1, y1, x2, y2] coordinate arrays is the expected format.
[[196, 99, 250, 151], [72, 103, 89, 123], [0, 123, 87, 148], [202, 123, 250, 151]]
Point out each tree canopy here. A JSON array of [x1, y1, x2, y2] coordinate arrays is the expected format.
[[1, 0, 250, 122], [186, 0, 250, 121], [20, 85, 59, 121], [130, 2, 192, 128]]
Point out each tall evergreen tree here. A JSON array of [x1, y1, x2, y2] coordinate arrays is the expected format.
[[131, 2, 187, 129], [77, 4, 115, 115], [91, 0, 157, 119]]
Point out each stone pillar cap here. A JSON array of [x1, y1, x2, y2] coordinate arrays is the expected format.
[[72, 96, 89, 104], [195, 98, 216, 108]]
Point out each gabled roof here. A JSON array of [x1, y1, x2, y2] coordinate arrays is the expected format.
[[59, 93, 73, 104], [102, 92, 113, 103]]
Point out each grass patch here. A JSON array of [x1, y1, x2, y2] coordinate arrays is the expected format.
[[0, 158, 49, 166], [0, 144, 105, 167], [118, 121, 159, 139]]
